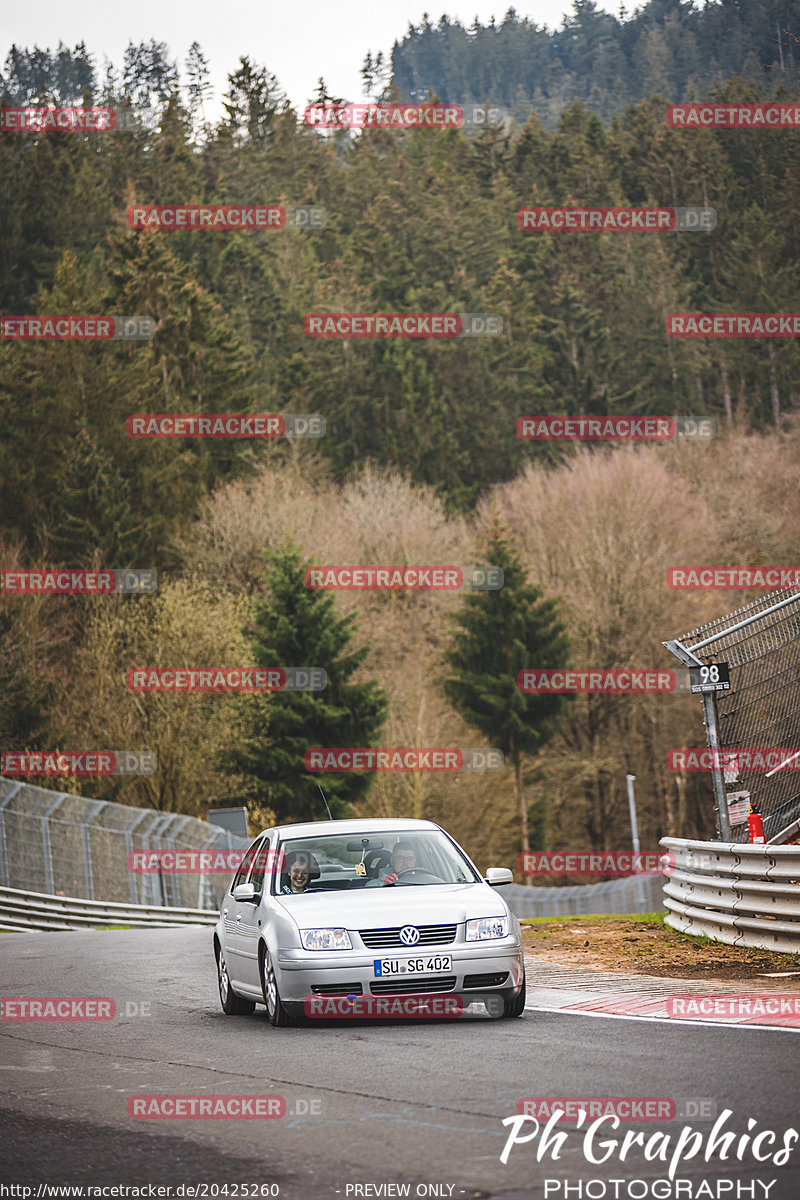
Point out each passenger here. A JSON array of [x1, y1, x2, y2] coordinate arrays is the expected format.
[[280, 850, 320, 894]]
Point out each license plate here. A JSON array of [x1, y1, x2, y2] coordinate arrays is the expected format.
[[374, 956, 453, 976]]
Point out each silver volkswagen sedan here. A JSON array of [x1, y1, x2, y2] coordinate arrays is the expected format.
[[213, 817, 526, 1025]]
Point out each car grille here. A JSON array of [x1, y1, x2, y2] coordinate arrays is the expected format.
[[309, 982, 363, 996], [463, 972, 509, 989], [359, 923, 458, 949], [371, 975, 457, 995]]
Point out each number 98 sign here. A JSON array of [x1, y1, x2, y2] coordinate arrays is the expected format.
[[689, 662, 731, 693]]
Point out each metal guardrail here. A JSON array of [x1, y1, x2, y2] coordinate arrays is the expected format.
[[3, 877, 665, 930], [505, 873, 665, 919], [0, 886, 218, 932], [660, 837, 800, 954]]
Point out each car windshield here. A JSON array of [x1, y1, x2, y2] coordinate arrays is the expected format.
[[271, 830, 479, 894]]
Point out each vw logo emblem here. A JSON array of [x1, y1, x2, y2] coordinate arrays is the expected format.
[[399, 925, 420, 945]]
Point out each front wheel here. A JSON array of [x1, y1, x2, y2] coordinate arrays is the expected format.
[[216, 943, 255, 1015], [260, 946, 296, 1027], [502, 968, 527, 1018]]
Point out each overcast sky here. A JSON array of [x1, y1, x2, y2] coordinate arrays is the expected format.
[[1, 0, 622, 114]]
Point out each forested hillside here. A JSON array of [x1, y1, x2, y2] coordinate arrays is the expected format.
[[2, 5, 799, 869], [390, 0, 800, 126], [2, 42, 799, 540]]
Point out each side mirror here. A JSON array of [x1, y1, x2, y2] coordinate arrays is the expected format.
[[484, 867, 513, 887], [233, 882, 258, 902]]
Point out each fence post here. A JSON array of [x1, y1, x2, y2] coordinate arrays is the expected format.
[[81, 800, 110, 900], [162, 815, 193, 907], [199, 829, 225, 910], [664, 638, 732, 842], [700, 689, 732, 841], [41, 794, 67, 894], [146, 813, 178, 906], [124, 809, 152, 904], [0, 783, 23, 887]]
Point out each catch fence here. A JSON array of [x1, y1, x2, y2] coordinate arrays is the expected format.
[[665, 588, 800, 843], [0, 778, 250, 911], [0, 778, 666, 922]]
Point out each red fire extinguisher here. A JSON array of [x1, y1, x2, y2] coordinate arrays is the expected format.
[[747, 802, 765, 844]]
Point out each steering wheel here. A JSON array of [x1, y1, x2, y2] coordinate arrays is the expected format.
[[390, 868, 445, 884], [363, 849, 391, 880]]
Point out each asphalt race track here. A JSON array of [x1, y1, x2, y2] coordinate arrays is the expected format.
[[1, 928, 799, 1200]]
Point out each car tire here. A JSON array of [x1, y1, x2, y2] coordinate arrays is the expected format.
[[502, 968, 527, 1018], [216, 942, 256, 1016], [260, 946, 296, 1027]]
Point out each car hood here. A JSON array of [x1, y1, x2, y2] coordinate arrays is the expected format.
[[273, 882, 506, 928]]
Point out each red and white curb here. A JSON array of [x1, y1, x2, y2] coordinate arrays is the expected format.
[[522, 957, 800, 1031]]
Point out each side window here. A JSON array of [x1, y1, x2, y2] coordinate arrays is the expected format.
[[232, 837, 264, 892], [248, 838, 271, 894]]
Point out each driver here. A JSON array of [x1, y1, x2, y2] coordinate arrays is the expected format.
[[380, 841, 417, 886]]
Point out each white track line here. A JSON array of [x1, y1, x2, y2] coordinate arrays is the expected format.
[[523, 1002, 800, 1033]]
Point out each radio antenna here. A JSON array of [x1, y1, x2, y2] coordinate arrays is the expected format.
[[317, 783, 334, 821]]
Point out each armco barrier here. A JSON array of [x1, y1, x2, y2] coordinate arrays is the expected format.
[[504, 873, 665, 919], [2, 877, 665, 931], [660, 837, 800, 953], [0, 885, 217, 931]]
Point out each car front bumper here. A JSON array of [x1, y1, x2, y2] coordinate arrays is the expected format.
[[275, 940, 524, 1007]]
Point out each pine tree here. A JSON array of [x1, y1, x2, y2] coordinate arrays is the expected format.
[[0, 602, 57, 749], [222, 57, 286, 146], [184, 42, 213, 140], [441, 518, 570, 871], [229, 544, 388, 822], [50, 428, 145, 567]]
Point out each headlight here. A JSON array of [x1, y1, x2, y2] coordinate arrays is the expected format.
[[466, 916, 508, 941], [299, 928, 353, 951]]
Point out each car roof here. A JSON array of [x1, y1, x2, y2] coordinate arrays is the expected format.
[[263, 817, 442, 841]]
